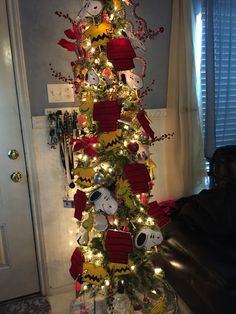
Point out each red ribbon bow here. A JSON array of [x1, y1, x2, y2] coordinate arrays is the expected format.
[[73, 136, 98, 158]]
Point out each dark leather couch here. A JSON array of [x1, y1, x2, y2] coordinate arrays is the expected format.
[[155, 146, 236, 314]]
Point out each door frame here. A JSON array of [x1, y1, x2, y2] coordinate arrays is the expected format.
[[6, 0, 48, 296]]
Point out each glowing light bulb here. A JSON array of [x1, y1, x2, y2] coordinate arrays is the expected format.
[[137, 217, 143, 223], [106, 61, 113, 67], [83, 285, 88, 291], [151, 289, 157, 295], [105, 280, 110, 286], [91, 47, 95, 53], [154, 268, 163, 275], [131, 265, 135, 271]]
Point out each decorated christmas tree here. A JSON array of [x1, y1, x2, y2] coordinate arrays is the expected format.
[[50, 0, 174, 313]]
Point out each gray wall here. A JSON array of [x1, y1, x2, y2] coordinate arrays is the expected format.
[[19, 0, 172, 116]]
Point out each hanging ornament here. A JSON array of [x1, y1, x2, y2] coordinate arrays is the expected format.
[[89, 187, 118, 215], [82, 211, 94, 231], [99, 129, 122, 152], [102, 68, 114, 85], [107, 38, 136, 71], [136, 143, 149, 163], [77, 1, 104, 20], [146, 158, 156, 181], [84, 22, 112, 47], [124, 163, 151, 194], [119, 56, 146, 90], [79, 93, 94, 116], [77, 114, 87, 128], [69, 248, 85, 280], [93, 172, 105, 184], [115, 178, 135, 209], [108, 262, 131, 276], [93, 100, 121, 132], [83, 262, 108, 286], [94, 213, 108, 231], [85, 68, 99, 86], [74, 189, 87, 221], [104, 229, 133, 264], [74, 167, 95, 187], [124, 29, 146, 52], [76, 225, 89, 246], [127, 141, 139, 154], [135, 227, 163, 250]]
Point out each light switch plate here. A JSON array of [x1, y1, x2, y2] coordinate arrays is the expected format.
[[47, 84, 74, 103]]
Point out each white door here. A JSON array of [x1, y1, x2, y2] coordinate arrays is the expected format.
[[0, 0, 40, 301]]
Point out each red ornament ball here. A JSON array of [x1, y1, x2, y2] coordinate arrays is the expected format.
[[127, 141, 139, 154]]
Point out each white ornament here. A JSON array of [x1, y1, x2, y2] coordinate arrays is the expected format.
[[125, 30, 146, 52], [89, 187, 118, 215], [135, 227, 163, 250], [94, 213, 108, 231], [120, 70, 143, 90], [86, 68, 99, 86], [76, 225, 89, 246], [136, 144, 150, 163], [77, 0, 103, 20]]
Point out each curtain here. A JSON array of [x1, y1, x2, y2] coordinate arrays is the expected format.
[[201, 0, 236, 159], [164, 0, 205, 200]]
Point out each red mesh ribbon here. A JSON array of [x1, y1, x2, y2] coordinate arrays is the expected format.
[[137, 110, 155, 140], [73, 136, 98, 158], [74, 189, 87, 221], [58, 23, 78, 52]]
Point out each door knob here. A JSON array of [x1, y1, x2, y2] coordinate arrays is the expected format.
[[10, 171, 23, 183], [8, 149, 19, 160]]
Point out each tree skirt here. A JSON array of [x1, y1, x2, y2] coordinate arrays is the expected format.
[[0, 295, 51, 314], [70, 277, 178, 314]]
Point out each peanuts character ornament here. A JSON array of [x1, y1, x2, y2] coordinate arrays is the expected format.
[[85, 68, 99, 86], [74, 167, 95, 187], [135, 227, 163, 250], [89, 187, 118, 215], [77, 0, 104, 21], [85, 22, 112, 47], [99, 130, 122, 152], [120, 57, 146, 90]]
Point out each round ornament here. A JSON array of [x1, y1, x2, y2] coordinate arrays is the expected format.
[[94, 173, 105, 184], [127, 141, 139, 154]]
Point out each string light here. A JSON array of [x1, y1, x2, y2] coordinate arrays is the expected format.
[[154, 268, 163, 275], [105, 280, 110, 286]]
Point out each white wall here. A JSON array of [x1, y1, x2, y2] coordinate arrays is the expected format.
[[32, 108, 168, 293]]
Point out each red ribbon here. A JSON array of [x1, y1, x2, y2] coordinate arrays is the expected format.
[[58, 23, 78, 52], [73, 136, 98, 158], [137, 110, 155, 140]]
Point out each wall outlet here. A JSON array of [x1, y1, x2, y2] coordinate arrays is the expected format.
[[47, 84, 74, 103]]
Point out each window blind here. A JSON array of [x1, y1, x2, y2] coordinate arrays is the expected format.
[[201, 0, 236, 155]]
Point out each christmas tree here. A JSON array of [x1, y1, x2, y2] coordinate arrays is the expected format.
[[51, 0, 173, 312]]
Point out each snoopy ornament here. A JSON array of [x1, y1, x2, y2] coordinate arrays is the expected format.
[[77, 0, 103, 20], [89, 187, 118, 215], [135, 227, 163, 250]]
